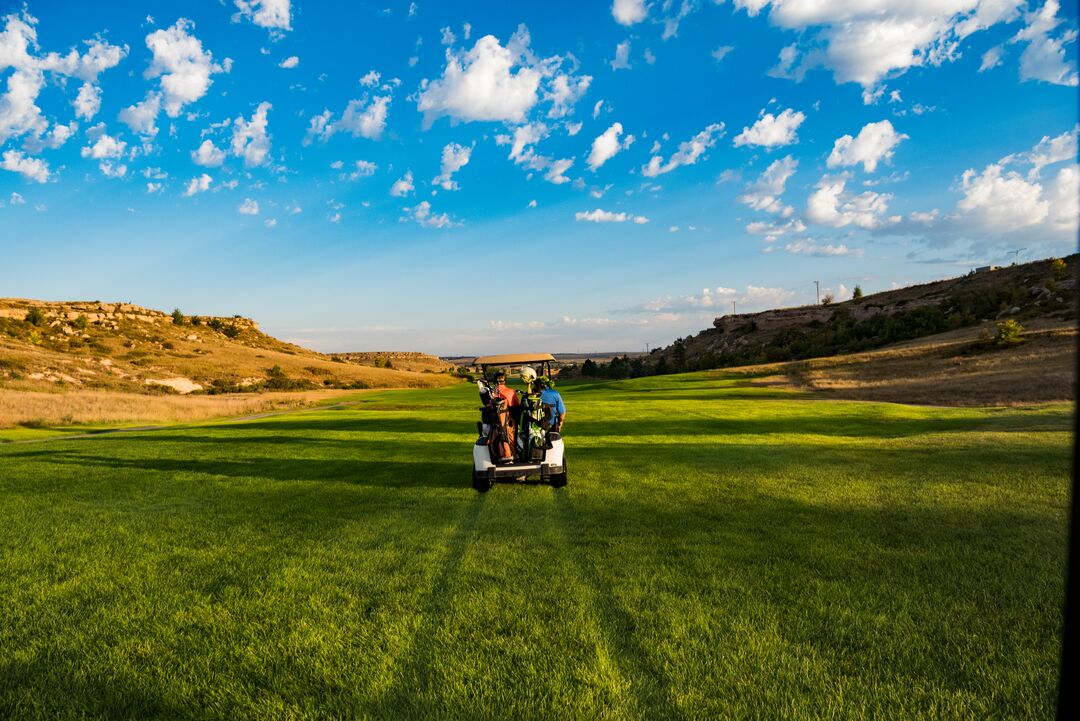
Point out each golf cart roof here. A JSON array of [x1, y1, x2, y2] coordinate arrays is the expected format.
[[474, 353, 556, 366]]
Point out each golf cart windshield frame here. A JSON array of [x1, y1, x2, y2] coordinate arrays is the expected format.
[[475, 354, 556, 382]]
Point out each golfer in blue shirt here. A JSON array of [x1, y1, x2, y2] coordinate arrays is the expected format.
[[539, 377, 566, 432]]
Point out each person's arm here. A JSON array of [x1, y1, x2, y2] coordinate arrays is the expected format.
[[555, 395, 566, 431]]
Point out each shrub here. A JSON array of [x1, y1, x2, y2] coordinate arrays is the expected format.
[[821, 294, 834, 306], [191, 316, 202, 326], [207, 318, 225, 332], [1052, 258, 1068, 281], [25, 308, 45, 326], [852, 285, 863, 300], [222, 324, 241, 338], [171, 308, 185, 325], [995, 319, 1024, 345], [73, 314, 88, 330]]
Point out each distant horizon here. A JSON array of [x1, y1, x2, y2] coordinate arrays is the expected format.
[[2, 1, 1077, 355]]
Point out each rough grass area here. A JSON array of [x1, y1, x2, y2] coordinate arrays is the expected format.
[[0, 373, 1069, 719], [0, 388, 366, 435]]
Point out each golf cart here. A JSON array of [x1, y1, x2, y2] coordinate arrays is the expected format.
[[471, 353, 567, 491]]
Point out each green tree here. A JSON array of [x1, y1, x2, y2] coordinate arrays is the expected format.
[[995, 319, 1024, 345], [852, 285, 863, 300], [821, 294, 834, 306], [581, 358, 597, 377], [171, 308, 185, 325], [24, 307, 45, 326], [1051, 258, 1067, 281]]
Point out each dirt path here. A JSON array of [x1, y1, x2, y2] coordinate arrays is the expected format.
[[4, 402, 362, 445]]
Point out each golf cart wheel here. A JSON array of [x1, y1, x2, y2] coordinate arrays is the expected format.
[[550, 459, 567, 488], [472, 471, 494, 492]]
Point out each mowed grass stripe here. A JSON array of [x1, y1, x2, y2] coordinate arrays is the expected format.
[[0, 371, 1070, 719]]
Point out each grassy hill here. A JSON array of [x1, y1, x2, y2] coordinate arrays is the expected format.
[[645, 255, 1077, 375], [0, 299, 456, 394], [0, 373, 1067, 718]]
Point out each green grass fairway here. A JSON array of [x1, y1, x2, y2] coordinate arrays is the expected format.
[[0, 374, 1070, 719]]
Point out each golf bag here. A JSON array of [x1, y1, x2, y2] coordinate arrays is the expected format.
[[487, 396, 516, 463]]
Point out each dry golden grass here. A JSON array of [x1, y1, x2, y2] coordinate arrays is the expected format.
[[0, 388, 358, 429], [740, 325, 1076, 406]]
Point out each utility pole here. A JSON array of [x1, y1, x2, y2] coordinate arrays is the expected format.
[[1009, 247, 1026, 265], [645, 342, 649, 354], [814, 280, 820, 304], [732, 301, 736, 315]]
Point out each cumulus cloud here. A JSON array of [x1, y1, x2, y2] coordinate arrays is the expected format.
[[118, 92, 161, 136], [738, 155, 797, 216], [610, 40, 632, 70], [278, 55, 299, 68], [233, 0, 292, 33], [587, 122, 634, 171], [1020, 126, 1078, 178], [192, 139, 225, 167], [417, 24, 588, 125], [746, 217, 806, 240], [339, 95, 391, 139], [544, 157, 574, 184], [80, 123, 126, 160], [733, 108, 805, 148], [403, 200, 459, 228], [1, 149, 49, 182], [1012, 0, 1078, 86], [231, 101, 272, 167], [433, 142, 472, 190], [612, 0, 648, 26], [784, 238, 861, 256], [738, 1, 1026, 94], [0, 13, 126, 146], [827, 119, 908, 172], [979, 43, 1005, 71], [641, 123, 724, 176], [496, 122, 576, 185], [238, 198, 259, 215], [575, 208, 649, 223], [183, 173, 212, 196], [347, 160, 377, 180], [806, 175, 898, 229], [143, 19, 226, 118], [390, 170, 414, 196]]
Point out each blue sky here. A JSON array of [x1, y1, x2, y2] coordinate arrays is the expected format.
[[1, 0, 1077, 354]]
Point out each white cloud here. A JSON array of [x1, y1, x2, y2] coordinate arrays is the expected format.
[[233, 0, 292, 32], [0, 13, 125, 146], [183, 173, 212, 196], [528, 199, 538, 208], [1012, 0, 1078, 87], [575, 208, 649, 223], [433, 142, 472, 190], [143, 19, 225, 118], [192, 138, 226, 167], [359, 70, 380, 87], [278, 55, 299, 68], [979, 44, 1005, 71], [712, 45, 734, 63], [746, 217, 806, 240], [956, 162, 1049, 231], [231, 101, 272, 167], [566, 121, 583, 136], [304, 109, 334, 145], [10, 191, 25, 204], [545, 73, 592, 119], [80, 124, 126, 165], [1046, 165, 1079, 232], [642, 123, 724, 177], [611, 40, 631, 70], [806, 175, 897, 230], [587, 122, 634, 171], [146, 182, 163, 193], [1, 149, 49, 182], [827, 119, 908, 172], [738, 155, 797, 216], [784, 238, 861, 256], [404, 200, 459, 228], [417, 26, 543, 125], [593, 100, 604, 118], [265, 218, 277, 228], [118, 92, 161, 136], [544, 157, 574, 184], [1022, 126, 1078, 178], [737, 0, 1025, 91], [348, 160, 377, 180], [336, 95, 391, 139], [73, 83, 101, 120], [733, 108, 805, 148], [613, 0, 648, 25], [390, 170, 414, 196], [238, 198, 259, 215]]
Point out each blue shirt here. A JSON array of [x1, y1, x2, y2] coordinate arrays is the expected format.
[[540, 388, 565, 422]]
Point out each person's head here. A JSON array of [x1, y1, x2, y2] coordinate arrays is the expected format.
[[493, 370, 506, 385]]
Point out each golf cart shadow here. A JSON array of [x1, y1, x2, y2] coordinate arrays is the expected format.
[[471, 353, 567, 492]]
